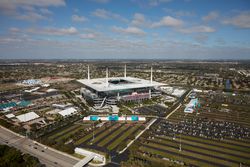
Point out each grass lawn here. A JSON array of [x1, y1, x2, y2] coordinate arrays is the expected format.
[[73, 153, 85, 159], [143, 142, 237, 167], [98, 124, 129, 147], [55, 125, 84, 142], [107, 125, 140, 151], [140, 146, 210, 167], [157, 136, 250, 158], [74, 125, 109, 145], [180, 135, 250, 153], [48, 124, 80, 139], [150, 137, 250, 165], [223, 138, 250, 147], [88, 123, 121, 145]]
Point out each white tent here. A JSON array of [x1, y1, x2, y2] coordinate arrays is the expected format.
[[58, 107, 77, 117], [5, 113, 15, 119], [16, 112, 40, 122]]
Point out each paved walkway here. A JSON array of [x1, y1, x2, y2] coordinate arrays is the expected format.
[[165, 103, 181, 119]]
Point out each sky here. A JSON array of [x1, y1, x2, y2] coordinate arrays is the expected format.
[[0, 0, 249, 60]]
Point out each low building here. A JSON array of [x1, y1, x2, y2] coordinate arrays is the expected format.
[[58, 107, 77, 117], [16, 112, 40, 122], [83, 115, 146, 121], [5, 113, 15, 119], [184, 98, 199, 113]]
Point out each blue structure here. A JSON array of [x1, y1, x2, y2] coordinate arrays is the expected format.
[[18, 100, 31, 107], [0, 100, 31, 110], [226, 79, 231, 90], [131, 115, 139, 121], [84, 115, 145, 121], [108, 115, 119, 121], [90, 116, 99, 121], [184, 98, 199, 113]]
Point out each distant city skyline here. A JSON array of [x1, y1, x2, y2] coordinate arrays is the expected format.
[[0, 0, 250, 59]]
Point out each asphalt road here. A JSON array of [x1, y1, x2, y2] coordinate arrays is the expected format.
[[0, 127, 79, 167]]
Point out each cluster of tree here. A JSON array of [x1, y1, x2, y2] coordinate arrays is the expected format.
[[0, 119, 26, 135], [30, 115, 80, 139], [0, 144, 44, 167]]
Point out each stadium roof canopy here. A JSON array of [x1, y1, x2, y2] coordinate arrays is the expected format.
[[16, 112, 40, 122], [78, 77, 165, 92]]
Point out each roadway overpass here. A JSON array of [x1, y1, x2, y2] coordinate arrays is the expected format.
[[0, 126, 79, 167]]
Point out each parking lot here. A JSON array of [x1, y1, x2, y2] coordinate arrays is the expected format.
[[129, 92, 250, 167]]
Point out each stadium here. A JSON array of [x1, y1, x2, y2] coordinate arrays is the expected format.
[[78, 65, 165, 107]]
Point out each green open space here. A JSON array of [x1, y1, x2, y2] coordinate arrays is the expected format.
[[74, 125, 110, 145], [223, 138, 250, 147], [55, 125, 85, 142], [140, 146, 211, 167], [149, 137, 250, 165], [98, 124, 129, 147], [48, 124, 81, 140], [156, 135, 250, 158], [107, 125, 140, 151], [180, 135, 250, 153], [87, 123, 121, 145], [143, 142, 237, 167]]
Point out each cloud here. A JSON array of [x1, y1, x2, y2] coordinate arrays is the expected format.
[[131, 13, 151, 27], [193, 34, 208, 44], [202, 11, 219, 22], [72, 15, 88, 22], [40, 8, 53, 15], [112, 26, 146, 36], [0, 0, 65, 13], [0, 0, 65, 21], [2, 35, 250, 60], [215, 38, 226, 45], [16, 12, 47, 21], [132, 0, 172, 7], [223, 11, 250, 28], [148, 0, 172, 6], [178, 25, 215, 33], [92, 9, 128, 22], [80, 33, 98, 39], [89, 0, 111, 3], [131, 13, 145, 26], [27, 27, 78, 35], [9, 27, 21, 33], [151, 16, 183, 28], [164, 8, 195, 17]]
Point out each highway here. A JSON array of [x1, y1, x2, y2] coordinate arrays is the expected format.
[[0, 126, 79, 167]]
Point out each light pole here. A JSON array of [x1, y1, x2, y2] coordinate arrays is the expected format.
[[179, 132, 182, 152], [92, 121, 95, 142]]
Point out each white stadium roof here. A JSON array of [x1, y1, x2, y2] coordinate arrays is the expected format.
[[77, 77, 165, 92], [16, 112, 40, 122], [58, 107, 77, 117]]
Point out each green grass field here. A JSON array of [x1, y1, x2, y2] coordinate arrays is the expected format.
[[47, 124, 80, 139], [148, 137, 250, 165], [87, 123, 122, 145], [142, 142, 237, 167], [107, 125, 140, 151], [98, 124, 129, 147], [74, 125, 109, 145]]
